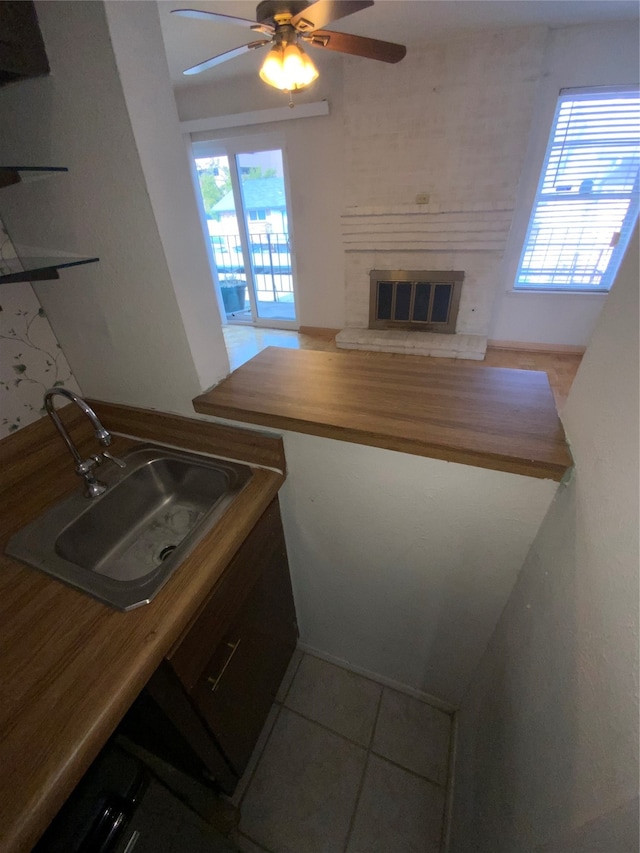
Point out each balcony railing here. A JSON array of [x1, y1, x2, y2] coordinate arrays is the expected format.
[[210, 233, 293, 301]]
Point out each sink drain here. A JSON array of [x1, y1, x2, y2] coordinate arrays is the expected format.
[[158, 544, 177, 562]]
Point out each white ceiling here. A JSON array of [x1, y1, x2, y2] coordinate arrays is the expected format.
[[158, 0, 639, 87]]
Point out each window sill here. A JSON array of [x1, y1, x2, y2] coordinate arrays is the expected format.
[[508, 288, 609, 297]]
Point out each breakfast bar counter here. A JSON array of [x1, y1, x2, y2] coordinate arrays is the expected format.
[[193, 347, 573, 481]]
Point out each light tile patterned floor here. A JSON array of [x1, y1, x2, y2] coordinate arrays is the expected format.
[[222, 326, 582, 411], [231, 652, 452, 853]]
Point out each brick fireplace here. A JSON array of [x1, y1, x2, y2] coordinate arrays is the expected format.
[[333, 27, 546, 360], [335, 200, 514, 360]]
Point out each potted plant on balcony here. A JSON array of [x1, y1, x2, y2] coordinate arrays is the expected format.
[[220, 278, 247, 313]]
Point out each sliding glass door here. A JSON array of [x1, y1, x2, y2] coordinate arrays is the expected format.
[[194, 141, 297, 327]]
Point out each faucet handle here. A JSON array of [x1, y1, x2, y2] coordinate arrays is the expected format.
[[102, 451, 126, 469], [77, 456, 101, 475]]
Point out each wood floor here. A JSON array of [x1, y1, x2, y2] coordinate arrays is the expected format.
[[222, 325, 583, 412]]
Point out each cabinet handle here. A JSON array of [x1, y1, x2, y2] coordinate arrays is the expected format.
[[206, 639, 241, 693]]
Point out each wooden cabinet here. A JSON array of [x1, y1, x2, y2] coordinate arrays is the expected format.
[[134, 496, 298, 793]]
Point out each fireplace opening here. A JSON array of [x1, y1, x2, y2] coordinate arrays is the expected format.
[[369, 270, 464, 334]]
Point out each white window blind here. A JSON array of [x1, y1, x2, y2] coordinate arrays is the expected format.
[[515, 89, 640, 292]]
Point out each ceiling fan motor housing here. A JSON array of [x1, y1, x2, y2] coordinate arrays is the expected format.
[[256, 0, 311, 27]]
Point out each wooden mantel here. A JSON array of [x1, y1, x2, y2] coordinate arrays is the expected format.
[[193, 348, 573, 481]]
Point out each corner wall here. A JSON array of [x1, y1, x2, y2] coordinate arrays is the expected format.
[[104, 1, 229, 391], [450, 228, 639, 851], [278, 431, 558, 707], [0, 1, 227, 416]]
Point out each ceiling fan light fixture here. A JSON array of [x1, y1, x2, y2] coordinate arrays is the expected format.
[[173, 2, 406, 89], [259, 44, 286, 89], [259, 40, 318, 92]]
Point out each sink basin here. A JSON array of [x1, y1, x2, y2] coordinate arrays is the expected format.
[[6, 444, 253, 610]]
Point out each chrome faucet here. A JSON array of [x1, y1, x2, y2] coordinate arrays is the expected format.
[[44, 388, 122, 498]]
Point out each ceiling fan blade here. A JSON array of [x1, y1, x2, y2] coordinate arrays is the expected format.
[[305, 30, 406, 63], [183, 40, 271, 76], [171, 8, 274, 35], [291, 0, 373, 33]]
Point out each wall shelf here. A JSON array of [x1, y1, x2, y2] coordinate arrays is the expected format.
[[0, 166, 99, 284], [0, 255, 100, 285], [0, 166, 68, 189]]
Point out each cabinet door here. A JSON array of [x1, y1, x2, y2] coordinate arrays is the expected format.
[[154, 497, 297, 790], [190, 499, 298, 776], [168, 498, 290, 692], [136, 661, 238, 794]]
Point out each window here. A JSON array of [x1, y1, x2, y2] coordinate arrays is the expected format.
[[193, 143, 297, 324], [515, 88, 639, 292]]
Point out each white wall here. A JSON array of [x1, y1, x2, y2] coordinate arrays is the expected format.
[[278, 431, 558, 707], [340, 25, 546, 337], [104, 1, 229, 391], [490, 21, 639, 346], [177, 65, 347, 330], [175, 20, 638, 345], [450, 228, 639, 851], [0, 1, 228, 416]]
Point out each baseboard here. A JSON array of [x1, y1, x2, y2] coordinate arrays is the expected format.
[[488, 339, 586, 354], [298, 326, 340, 339], [296, 642, 457, 715]]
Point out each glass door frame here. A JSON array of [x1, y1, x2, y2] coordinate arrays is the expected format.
[[191, 132, 300, 330]]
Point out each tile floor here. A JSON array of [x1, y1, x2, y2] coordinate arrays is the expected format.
[[230, 651, 453, 853]]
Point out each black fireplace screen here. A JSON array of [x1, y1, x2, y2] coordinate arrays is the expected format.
[[369, 270, 464, 334]]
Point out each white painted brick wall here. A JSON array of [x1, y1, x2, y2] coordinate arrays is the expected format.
[[341, 26, 547, 336]]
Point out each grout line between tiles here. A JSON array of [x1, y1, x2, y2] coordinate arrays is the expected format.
[[440, 710, 459, 853], [281, 705, 373, 751], [232, 650, 303, 811], [368, 749, 448, 790], [234, 703, 283, 812], [236, 830, 276, 853], [342, 687, 384, 853], [298, 647, 456, 716], [237, 651, 454, 853], [367, 685, 384, 753], [282, 693, 449, 789], [278, 647, 305, 705], [281, 663, 451, 784]]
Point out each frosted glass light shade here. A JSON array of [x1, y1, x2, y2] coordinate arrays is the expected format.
[[259, 42, 318, 91]]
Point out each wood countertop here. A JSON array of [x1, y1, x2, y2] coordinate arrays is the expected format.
[[193, 347, 573, 481], [0, 403, 285, 853]]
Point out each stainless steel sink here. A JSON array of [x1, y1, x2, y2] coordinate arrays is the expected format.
[[6, 444, 253, 610]]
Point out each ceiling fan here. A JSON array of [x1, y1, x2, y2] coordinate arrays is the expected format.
[[171, 1, 406, 94]]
